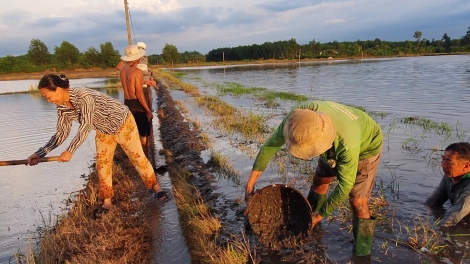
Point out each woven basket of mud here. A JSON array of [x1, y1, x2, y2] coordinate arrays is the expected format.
[[245, 184, 313, 248]]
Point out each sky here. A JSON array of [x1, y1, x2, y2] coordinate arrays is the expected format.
[[1, 0, 469, 57]]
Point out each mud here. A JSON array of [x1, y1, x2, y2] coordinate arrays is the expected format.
[[155, 81, 217, 198], [245, 184, 313, 249]]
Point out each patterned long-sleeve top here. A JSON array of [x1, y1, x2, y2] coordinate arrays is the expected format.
[[425, 172, 470, 226], [35, 88, 130, 157]]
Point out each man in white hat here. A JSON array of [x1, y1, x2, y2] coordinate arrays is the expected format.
[[245, 100, 383, 256], [119, 44, 153, 156], [136, 41, 155, 88]]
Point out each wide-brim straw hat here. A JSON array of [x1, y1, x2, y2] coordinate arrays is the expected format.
[[283, 109, 336, 160], [120, 45, 145, 62]]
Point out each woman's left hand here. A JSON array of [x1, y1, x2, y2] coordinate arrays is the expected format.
[[59, 151, 72, 162]]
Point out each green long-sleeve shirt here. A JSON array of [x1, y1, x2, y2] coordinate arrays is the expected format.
[[252, 101, 383, 217]]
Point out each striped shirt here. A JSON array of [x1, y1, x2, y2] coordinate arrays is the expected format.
[[36, 88, 130, 157]]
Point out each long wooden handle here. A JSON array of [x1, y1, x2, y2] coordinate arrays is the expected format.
[[0, 156, 60, 166]]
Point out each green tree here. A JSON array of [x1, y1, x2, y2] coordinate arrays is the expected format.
[[413, 31, 422, 43], [161, 44, 180, 65], [54, 41, 80, 65], [461, 26, 470, 49], [180, 51, 204, 63], [373, 38, 382, 49], [0, 55, 17, 74], [99, 42, 120, 68], [147, 54, 163, 65], [81, 47, 101, 68], [442, 33, 452, 52], [304, 39, 321, 58], [27, 39, 50, 66]]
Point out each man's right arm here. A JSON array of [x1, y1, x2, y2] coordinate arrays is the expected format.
[[245, 113, 290, 203], [425, 177, 448, 207]]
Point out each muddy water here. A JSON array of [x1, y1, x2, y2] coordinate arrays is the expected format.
[[172, 55, 470, 263], [0, 78, 190, 263]]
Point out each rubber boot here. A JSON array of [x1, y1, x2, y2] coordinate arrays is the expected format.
[[352, 216, 376, 256], [307, 189, 326, 212]]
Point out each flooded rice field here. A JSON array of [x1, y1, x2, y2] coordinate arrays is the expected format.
[[0, 55, 469, 263], [169, 55, 470, 263]]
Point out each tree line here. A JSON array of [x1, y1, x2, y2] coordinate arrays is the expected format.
[[0, 27, 469, 74], [205, 27, 470, 62], [0, 39, 122, 74]]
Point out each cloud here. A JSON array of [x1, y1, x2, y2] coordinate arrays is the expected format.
[[325, 19, 346, 25], [257, 0, 312, 12], [0, 0, 469, 56]]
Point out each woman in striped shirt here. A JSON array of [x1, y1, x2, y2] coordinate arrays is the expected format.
[[26, 74, 168, 218]]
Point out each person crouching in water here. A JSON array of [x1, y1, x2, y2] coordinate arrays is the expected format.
[[426, 142, 470, 227], [26, 74, 169, 218]]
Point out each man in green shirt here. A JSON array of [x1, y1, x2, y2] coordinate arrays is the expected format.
[[245, 100, 383, 256]]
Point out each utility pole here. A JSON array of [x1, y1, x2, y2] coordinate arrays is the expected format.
[[124, 0, 132, 45]]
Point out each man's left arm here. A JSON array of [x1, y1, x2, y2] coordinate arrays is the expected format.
[[440, 188, 470, 227], [318, 148, 359, 217]]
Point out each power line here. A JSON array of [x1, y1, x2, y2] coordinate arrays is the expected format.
[[128, 6, 137, 44]]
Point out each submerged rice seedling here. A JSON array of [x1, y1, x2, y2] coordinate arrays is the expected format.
[[104, 78, 122, 89], [401, 116, 453, 137], [196, 96, 269, 140], [261, 91, 308, 102], [209, 81, 308, 104], [214, 82, 266, 97], [154, 69, 200, 96], [209, 151, 242, 186]]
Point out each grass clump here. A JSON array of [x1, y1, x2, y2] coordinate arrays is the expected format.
[[212, 82, 308, 106], [260, 90, 308, 102], [214, 82, 265, 97], [153, 69, 200, 97], [214, 82, 308, 105], [406, 217, 448, 255], [196, 96, 269, 140], [208, 151, 242, 186], [105, 78, 122, 89], [401, 116, 453, 137], [168, 165, 252, 264]]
